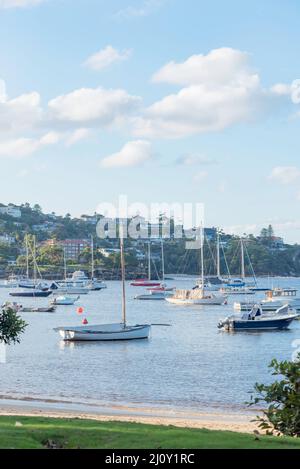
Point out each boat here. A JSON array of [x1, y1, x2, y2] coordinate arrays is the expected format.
[[51, 295, 80, 305], [131, 242, 161, 287], [220, 238, 258, 293], [87, 236, 107, 290], [49, 281, 89, 295], [20, 306, 56, 313], [0, 275, 25, 288], [135, 290, 173, 301], [135, 241, 175, 300], [54, 233, 151, 342], [220, 286, 256, 296], [166, 226, 227, 306], [9, 290, 52, 298], [260, 288, 300, 311], [218, 304, 298, 331]]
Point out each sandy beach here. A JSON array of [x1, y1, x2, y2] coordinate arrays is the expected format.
[[0, 398, 259, 434]]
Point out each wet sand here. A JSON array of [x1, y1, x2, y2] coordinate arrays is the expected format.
[[0, 398, 259, 433]]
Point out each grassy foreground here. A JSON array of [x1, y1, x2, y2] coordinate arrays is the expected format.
[[1, 416, 300, 449]]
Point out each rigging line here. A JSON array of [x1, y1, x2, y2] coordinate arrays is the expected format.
[[244, 241, 257, 284], [221, 243, 231, 278], [205, 236, 218, 274]]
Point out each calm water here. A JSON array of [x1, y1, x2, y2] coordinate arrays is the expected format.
[[1, 277, 300, 413]]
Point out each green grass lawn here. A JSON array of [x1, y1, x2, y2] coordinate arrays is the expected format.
[[0, 416, 300, 449]]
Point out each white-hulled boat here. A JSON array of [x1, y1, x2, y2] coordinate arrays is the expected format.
[[220, 286, 256, 296], [51, 295, 80, 306], [56, 323, 151, 341], [166, 226, 227, 306], [54, 233, 151, 342]]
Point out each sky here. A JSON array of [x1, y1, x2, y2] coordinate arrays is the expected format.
[[0, 0, 300, 242]]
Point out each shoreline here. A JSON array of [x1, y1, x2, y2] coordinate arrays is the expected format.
[[0, 397, 259, 433]]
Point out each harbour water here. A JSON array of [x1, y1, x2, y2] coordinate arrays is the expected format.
[[0, 277, 300, 414]]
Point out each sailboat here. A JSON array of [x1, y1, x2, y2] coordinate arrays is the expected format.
[[87, 236, 107, 290], [135, 240, 174, 300], [131, 242, 161, 287], [220, 238, 256, 295], [54, 234, 151, 341], [166, 227, 227, 305], [10, 236, 52, 298]]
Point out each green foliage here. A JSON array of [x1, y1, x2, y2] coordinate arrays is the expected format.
[[0, 306, 27, 345], [249, 358, 300, 437]]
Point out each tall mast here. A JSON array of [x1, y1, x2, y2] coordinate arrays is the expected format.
[[25, 235, 29, 279], [200, 225, 205, 292], [63, 248, 67, 280], [217, 229, 220, 278], [241, 238, 245, 280], [33, 235, 37, 284], [161, 240, 165, 282], [91, 235, 94, 280], [148, 242, 151, 280], [120, 231, 126, 327]]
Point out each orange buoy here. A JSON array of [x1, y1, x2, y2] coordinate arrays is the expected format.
[[82, 318, 88, 325], [77, 307, 84, 314]]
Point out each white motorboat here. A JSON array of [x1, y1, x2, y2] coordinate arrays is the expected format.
[[54, 233, 151, 342], [51, 295, 80, 306], [135, 290, 172, 301], [166, 226, 227, 306], [50, 282, 90, 295], [220, 286, 256, 296], [261, 288, 300, 311]]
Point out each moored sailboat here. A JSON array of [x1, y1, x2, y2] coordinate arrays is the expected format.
[[55, 233, 151, 341]]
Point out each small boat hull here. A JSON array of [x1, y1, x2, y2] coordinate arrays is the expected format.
[[9, 290, 52, 298], [56, 323, 151, 341], [227, 317, 295, 331], [166, 296, 226, 305]]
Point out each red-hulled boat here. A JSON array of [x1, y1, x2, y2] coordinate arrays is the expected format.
[[130, 279, 161, 287]]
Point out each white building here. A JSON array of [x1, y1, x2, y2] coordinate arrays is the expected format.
[[0, 234, 16, 245], [0, 204, 22, 218]]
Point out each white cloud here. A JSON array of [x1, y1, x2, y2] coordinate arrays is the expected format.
[[100, 140, 153, 168], [66, 128, 91, 147], [115, 0, 165, 20], [270, 83, 292, 96], [84, 45, 131, 71], [269, 166, 300, 185], [0, 132, 61, 158], [0, 0, 44, 8], [0, 89, 42, 134], [152, 48, 257, 87], [48, 87, 141, 125], [134, 47, 277, 139]]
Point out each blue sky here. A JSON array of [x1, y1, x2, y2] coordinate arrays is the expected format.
[[0, 0, 300, 242]]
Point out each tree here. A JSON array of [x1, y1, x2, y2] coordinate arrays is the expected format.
[[267, 224, 274, 238], [0, 305, 27, 345], [249, 358, 300, 437]]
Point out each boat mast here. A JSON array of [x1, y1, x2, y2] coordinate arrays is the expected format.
[[120, 231, 126, 327], [216, 229, 220, 278], [33, 235, 37, 284], [241, 238, 245, 280], [25, 235, 29, 279], [148, 242, 151, 280], [161, 239, 165, 282], [91, 235, 94, 280], [200, 225, 205, 293], [63, 248, 67, 281]]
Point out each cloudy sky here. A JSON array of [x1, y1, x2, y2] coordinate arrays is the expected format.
[[0, 0, 300, 242]]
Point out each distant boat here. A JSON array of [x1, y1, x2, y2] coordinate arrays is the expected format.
[[131, 242, 161, 287], [51, 295, 80, 305], [10, 290, 52, 298], [218, 304, 298, 331], [166, 226, 227, 306], [55, 234, 151, 342]]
